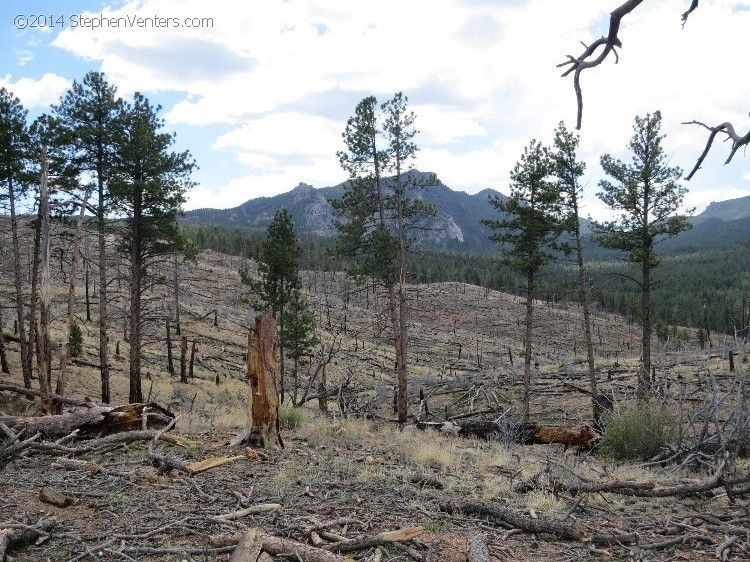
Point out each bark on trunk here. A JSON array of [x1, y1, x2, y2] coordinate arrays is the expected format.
[[640, 264, 651, 402], [232, 313, 282, 448], [523, 271, 534, 423], [36, 149, 52, 411], [166, 318, 174, 376], [189, 340, 196, 378], [180, 336, 188, 383], [8, 177, 32, 388], [0, 307, 9, 374], [98, 157, 110, 403], [128, 188, 142, 404], [173, 254, 181, 335], [29, 211, 41, 392], [573, 210, 597, 423], [317, 365, 328, 413], [56, 189, 90, 413]]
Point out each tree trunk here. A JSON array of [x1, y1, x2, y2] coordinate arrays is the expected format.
[[523, 271, 534, 423], [166, 318, 174, 376], [180, 336, 188, 383], [128, 189, 142, 404], [173, 254, 181, 335], [36, 149, 52, 411], [233, 313, 282, 448], [573, 211, 597, 423], [98, 160, 110, 403], [57, 189, 90, 413], [640, 265, 651, 402], [189, 340, 196, 378], [8, 176, 32, 388], [0, 307, 8, 374], [278, 298, 285, 404], [29, 211, 42, 391], [84, 233, 91, 322], [317, 365, 327, 413]]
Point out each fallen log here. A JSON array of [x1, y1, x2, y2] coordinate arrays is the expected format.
[[0, 403, 174, 439], [324, 526, 423, 554], [0, 517, 56, 560], [525, 422, 600, 447], [441, 500, 638, 545], [0, 381, 96, 407], [467, 532, 489, 562]]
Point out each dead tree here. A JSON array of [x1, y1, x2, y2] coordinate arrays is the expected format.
[[180, 336, 188, 383], [0, 307, 9, 374], [57, 188, 90, 413], [166, 318, 174, 376], [559, 0, 748, 177], [230, 313, 282, 448], [36, 148, 52, 411]]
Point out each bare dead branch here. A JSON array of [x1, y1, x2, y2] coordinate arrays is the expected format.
[[558, 0, 642, 129], [683, 119, 750, 180], [681, 0, 700, 27]]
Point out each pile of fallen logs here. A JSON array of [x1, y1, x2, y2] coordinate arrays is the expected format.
[[416, 418, 600, 448]]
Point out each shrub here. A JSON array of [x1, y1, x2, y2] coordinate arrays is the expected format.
[[69, 324, 83, 358], [279, 405, 306, 430], [600, 403, 677, 461]]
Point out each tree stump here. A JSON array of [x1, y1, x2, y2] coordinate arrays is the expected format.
[[231, 313, 283, 449]]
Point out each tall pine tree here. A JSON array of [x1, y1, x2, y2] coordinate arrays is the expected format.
[[593, 111, 691, 401], [110, 93, 196, 403], [331, 93, 435, 423], [0, 88, 34, 387], [482, 139, 566, 422], [54, 72, 124, 403]]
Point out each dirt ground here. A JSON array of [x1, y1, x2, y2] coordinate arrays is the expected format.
[[1, 248, 749, 561]]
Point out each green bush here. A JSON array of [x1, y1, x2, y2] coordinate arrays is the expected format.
[[69, 324, 83, 358], [600, 403, 677, 461], [279, 405, 306, 430]]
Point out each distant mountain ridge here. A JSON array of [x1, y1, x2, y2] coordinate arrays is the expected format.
[[182, 171, 506, 250], [182, 173, 750, 252]]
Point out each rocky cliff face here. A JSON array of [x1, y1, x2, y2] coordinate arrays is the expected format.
[[183, 171, 506, 250]]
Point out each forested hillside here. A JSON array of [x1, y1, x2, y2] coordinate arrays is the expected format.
[[181, 221, 750, 340]]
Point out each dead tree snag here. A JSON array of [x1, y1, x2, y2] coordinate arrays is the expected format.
[[231, 313, 283, 449]]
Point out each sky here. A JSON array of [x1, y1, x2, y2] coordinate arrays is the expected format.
[[2, 0, 749, 220]]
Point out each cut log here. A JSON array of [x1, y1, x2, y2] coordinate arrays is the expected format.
[[0, 403, 174, 439], [229, 529, 263, 562], [525, 423, 600, 447], [467, 532, 489, 562]]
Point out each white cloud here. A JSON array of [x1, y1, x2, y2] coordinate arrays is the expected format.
[[42, 0, 750, 214], [0, 73, 70, 109]]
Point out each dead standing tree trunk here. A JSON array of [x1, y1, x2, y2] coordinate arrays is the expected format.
[[230, 313, 283, 449], [36, 148, 52, 411]]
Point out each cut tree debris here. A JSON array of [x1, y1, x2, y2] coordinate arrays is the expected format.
[[416, 418, 600, 447], [0, 402, 174, 438]]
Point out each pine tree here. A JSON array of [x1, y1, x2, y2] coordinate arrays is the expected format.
[[552, 122, 599, 424], [0, 87, 34, 388], [241, 209, 314, 404], [54, 72, 124, 403], [593, 111, 691, 401], [331, 93, 435, 423], [482, 139, 566, 422], [110, 93, 196, 403], [282, 286, 318, 405]]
